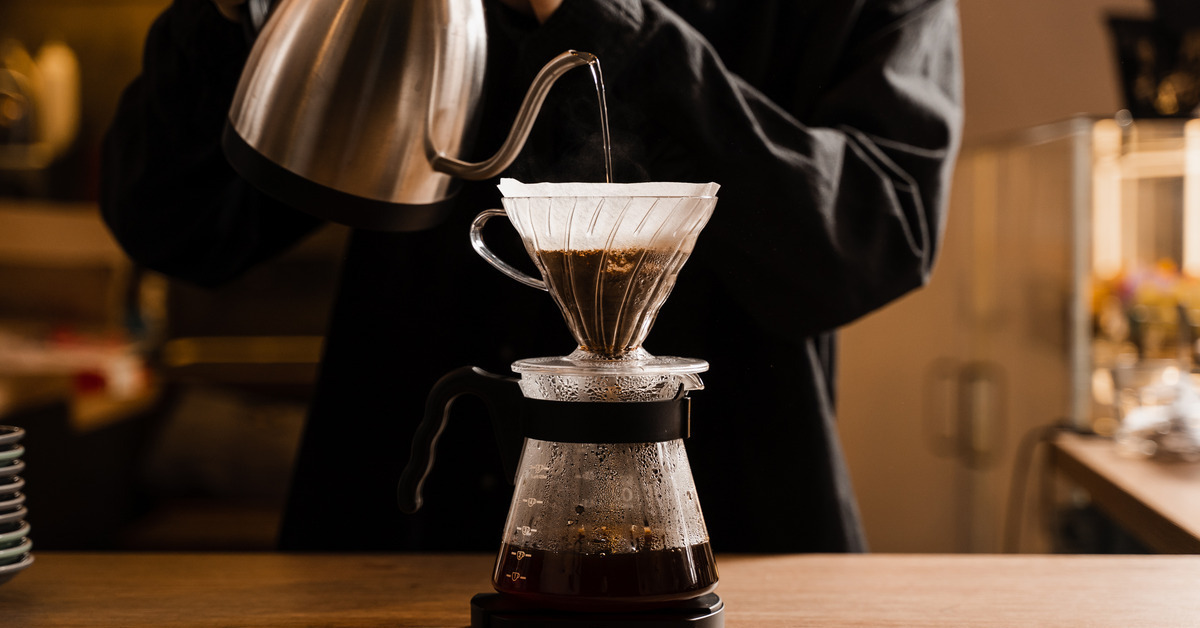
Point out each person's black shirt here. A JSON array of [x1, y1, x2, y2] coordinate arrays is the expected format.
[[102, 0, 963, 552]]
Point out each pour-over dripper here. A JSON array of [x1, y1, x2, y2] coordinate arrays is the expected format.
[[471, 179, 719, 359]]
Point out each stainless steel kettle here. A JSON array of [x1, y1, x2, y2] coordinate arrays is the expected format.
[[221, 0, 595, 231]]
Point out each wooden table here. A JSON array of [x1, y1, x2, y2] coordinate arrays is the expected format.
[[3, 552, 1199, 626], [1052, 432, 1200, 553]]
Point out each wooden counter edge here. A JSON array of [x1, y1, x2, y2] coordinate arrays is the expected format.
[[1051, 433, 1200, 553]]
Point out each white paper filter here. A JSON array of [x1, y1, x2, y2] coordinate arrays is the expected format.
[[498, 178, 719, 198], [496, 179, 719, 251]]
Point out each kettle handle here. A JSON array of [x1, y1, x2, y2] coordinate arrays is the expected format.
[[430, 50, 596, 180], [469, 209, 548, 290], [397, 366, 525, 514]]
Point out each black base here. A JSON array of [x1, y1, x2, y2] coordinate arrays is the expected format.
[[221, 122, 456, 232], [470, 592, 724, 627]]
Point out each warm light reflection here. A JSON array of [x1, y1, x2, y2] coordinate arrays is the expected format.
[[1092, 119, 1123, 279], [0, 38, 80, 170], [1185, 119, 1200, 277]]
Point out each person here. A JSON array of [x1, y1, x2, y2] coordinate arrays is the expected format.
[[101, 0, 962, 553]]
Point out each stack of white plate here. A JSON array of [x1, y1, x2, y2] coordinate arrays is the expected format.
[[0, 426, 32, 585]]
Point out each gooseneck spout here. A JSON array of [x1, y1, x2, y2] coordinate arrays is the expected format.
[[431, 50, 597, 180]]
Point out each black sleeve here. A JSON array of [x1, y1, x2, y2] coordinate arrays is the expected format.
[[497, 0, 963, 339], [99, 0, 324, 288]]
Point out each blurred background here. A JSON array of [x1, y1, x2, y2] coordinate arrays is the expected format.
[[0, 0, 346, 550], [1, 0, 1197, 552]]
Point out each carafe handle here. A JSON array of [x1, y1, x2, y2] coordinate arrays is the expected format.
[[470, 209, 548, 290], [397, 366, 525, 514]]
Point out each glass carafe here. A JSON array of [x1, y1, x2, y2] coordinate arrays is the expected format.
[[493, 439, 716, 608], [397, 357, 718, 611], [491, 356, 716, 610]]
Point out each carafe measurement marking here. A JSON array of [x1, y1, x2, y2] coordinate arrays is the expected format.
[[520, 498, 543, 507], [516, 526, 538, 536], [506, 548, 529, 583]]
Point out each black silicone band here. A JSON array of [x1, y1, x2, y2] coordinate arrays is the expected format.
[[520, 396, 691, 443], [222, 122, 456, 232]]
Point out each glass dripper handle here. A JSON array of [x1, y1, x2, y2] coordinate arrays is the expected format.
[[397, 366, 524, 514], [470, 209, 548, 290]]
